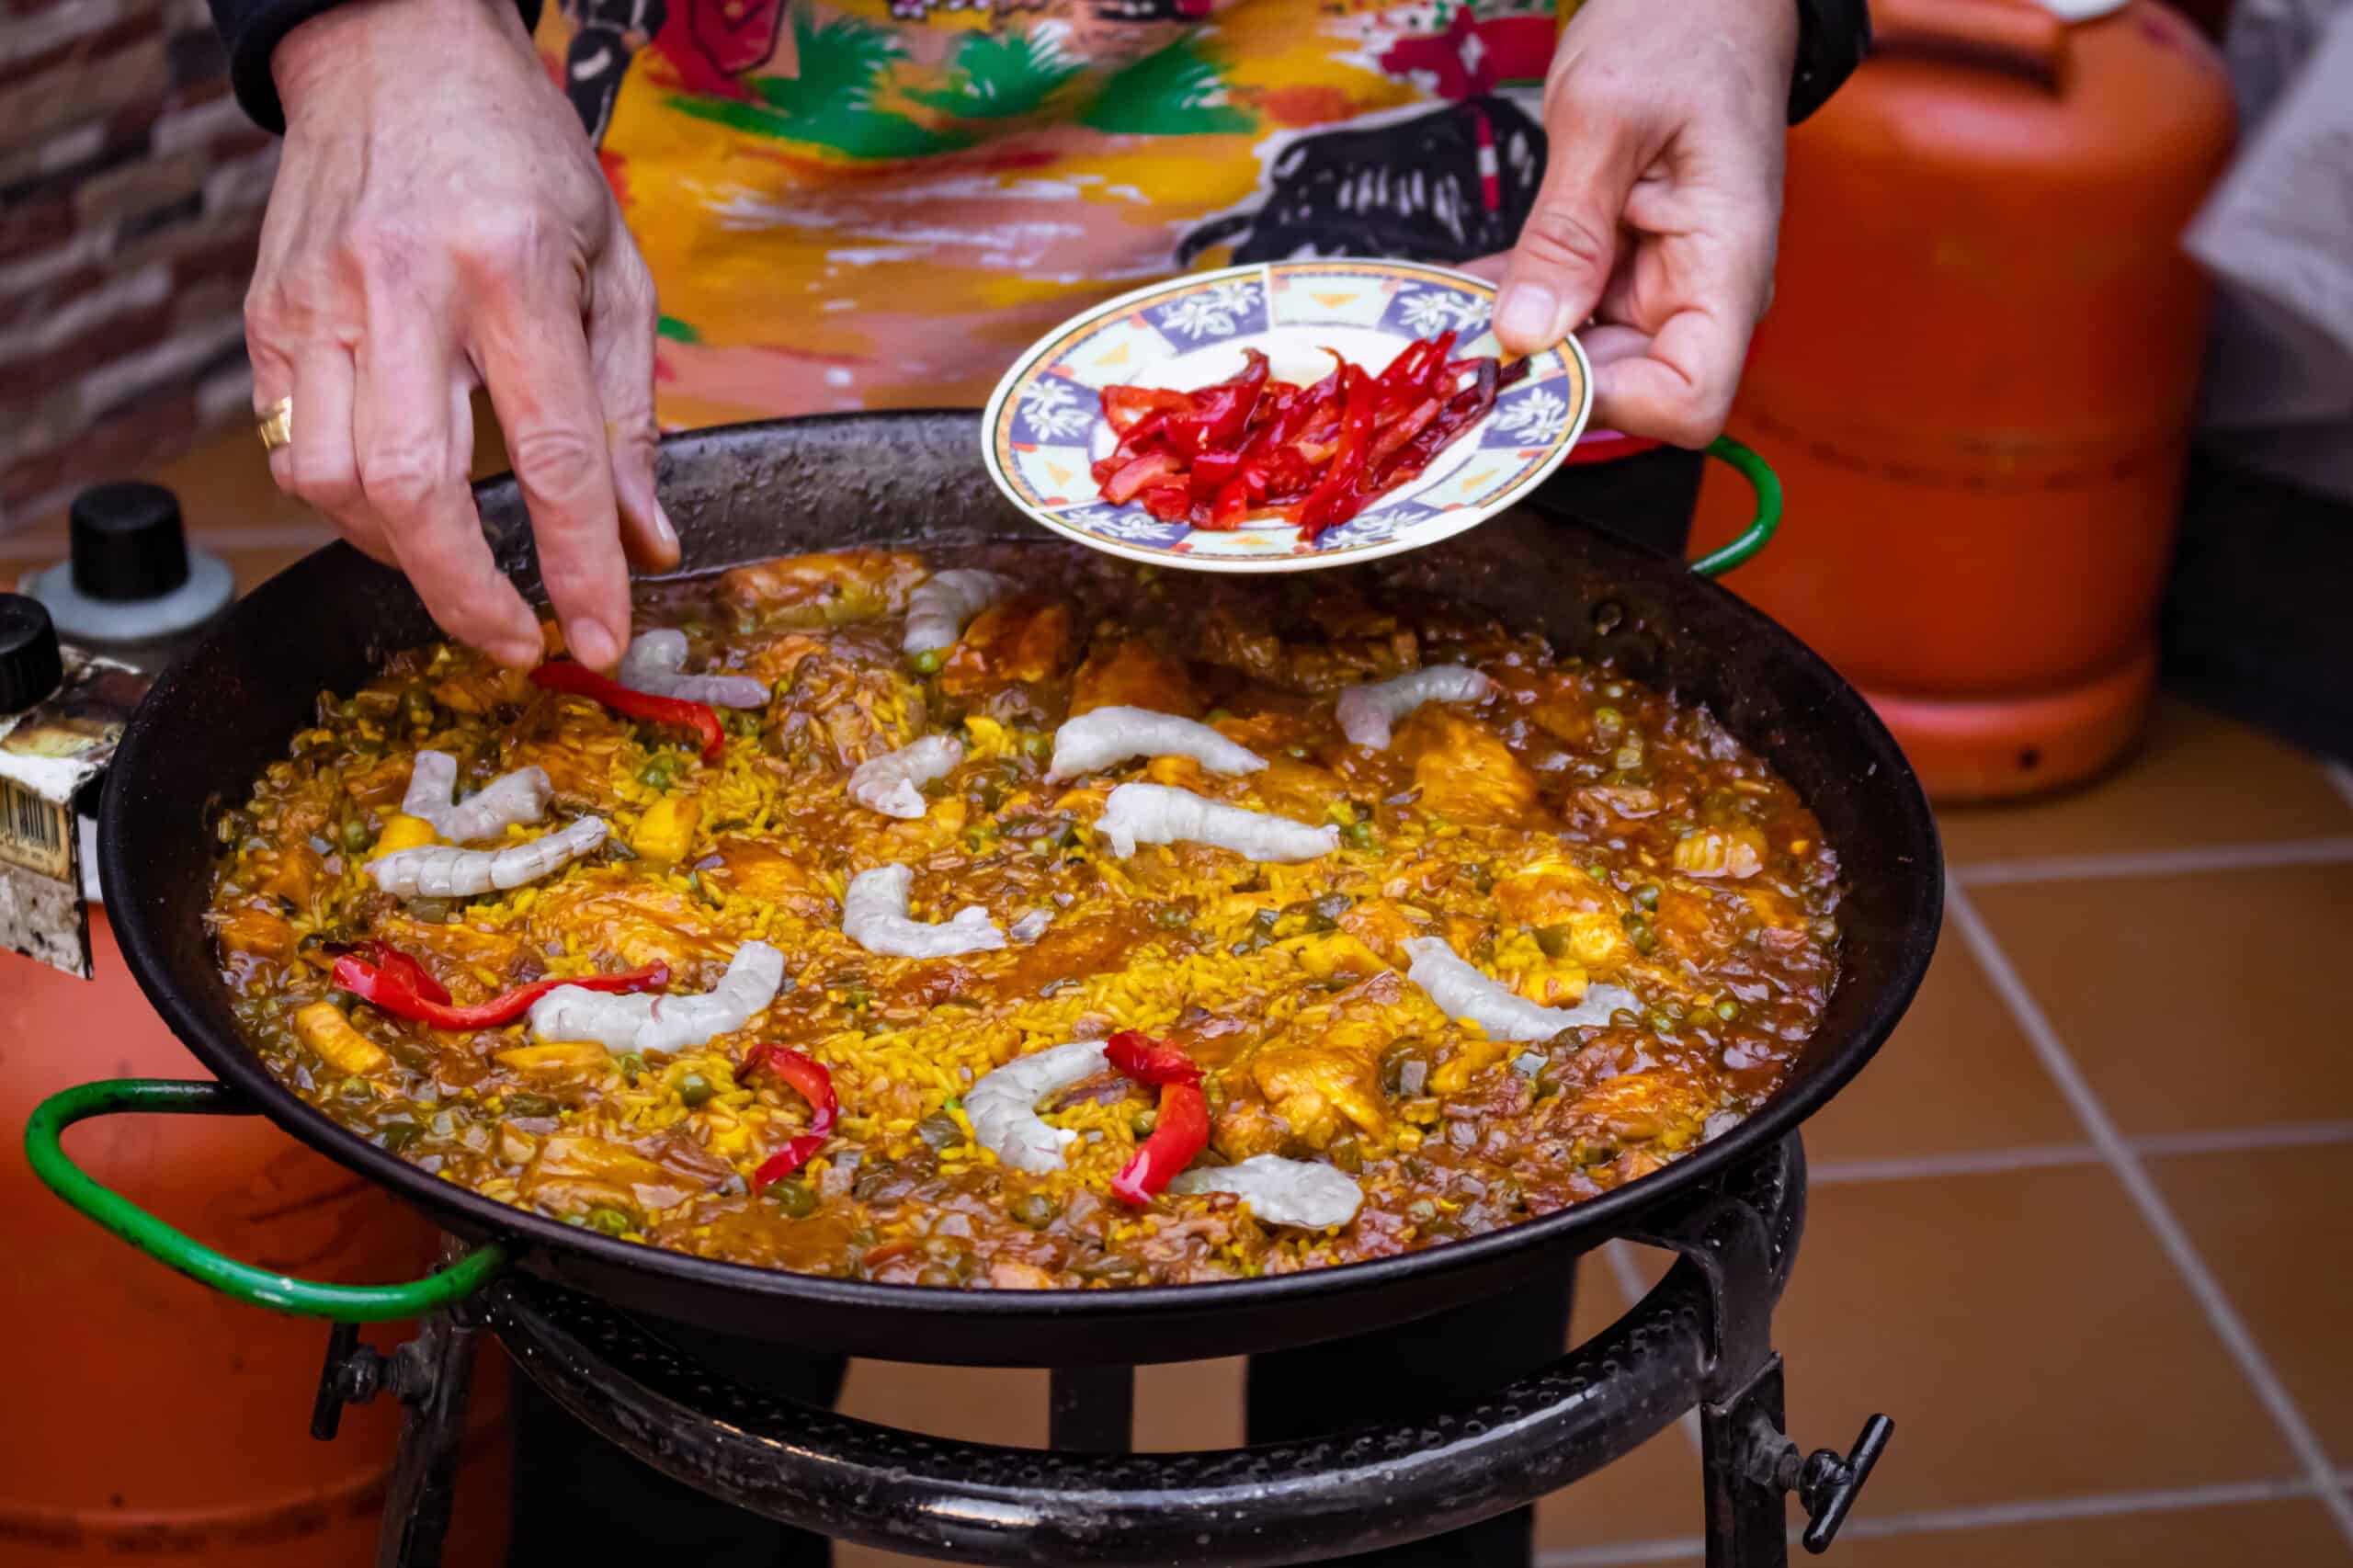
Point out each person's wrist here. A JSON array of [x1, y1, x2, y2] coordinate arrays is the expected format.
[[273, 0, 525, 120]]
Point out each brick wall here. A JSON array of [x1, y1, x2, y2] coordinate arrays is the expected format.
[[0, 0, 275, 531]]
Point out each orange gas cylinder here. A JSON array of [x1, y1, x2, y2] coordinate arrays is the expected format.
[[1688, 0, 2236, 801], [1, 910, 510, 1564]]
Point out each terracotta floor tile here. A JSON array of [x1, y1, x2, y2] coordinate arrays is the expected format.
[[1135, 1355, 1245, 1451], [1934, 699, 2353, 867], [1767, 1165, 2295, 1513], [838, 1359, 1051, 1449], [2152, 1142, 2353, 1467], [1801, 937, 2084, 1168], [1831, 1498, 2353, 1568], [1968, 864, 2353, 1135]]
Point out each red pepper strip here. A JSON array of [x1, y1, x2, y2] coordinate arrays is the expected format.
[[1496, 357, 1531, 392], [1370, 396, 1444, 464], [1102, 385, 1191, 433], [1375, 360, 1502, 493], [531, 661, 724, 763], [1142, 483, 1194, 522], [333, 951, 669, 1030], [742, 1043, 839, 1189], [1164, 350, 1268, 457], [1103, 448, 1182, 504], [1294, 366, 1377, 538], [1189, 449, 1245, 494], [1205, 479, 1251, 531], [1112, 1083, 1209, 1206], [1105, 1029, 1202, 1086], [348, 939, 450, 1004]]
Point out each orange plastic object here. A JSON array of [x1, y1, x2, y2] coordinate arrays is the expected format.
[[1688, 0, 2236, 802], [0, 910, 510, 1563]]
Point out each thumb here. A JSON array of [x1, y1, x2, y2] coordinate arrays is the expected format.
[[1495, 119, 1644, 358]]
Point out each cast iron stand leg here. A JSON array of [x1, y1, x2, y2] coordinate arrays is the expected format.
[[1048, 1365, 1135, 1453], [375, 1307, 482, 1568], [1631, 1157, 1893, 1567]]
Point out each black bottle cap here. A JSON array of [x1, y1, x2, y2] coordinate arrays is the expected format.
[[0, 594, 64, 714], [70, 482, 189, 603]]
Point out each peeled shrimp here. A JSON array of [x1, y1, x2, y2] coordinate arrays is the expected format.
[[1045, 707, 1266, 783], [1402, 936, 1641, 1041], [368, 815, 606, 900], [1095, 783, 1337, 863], [400, 750, 552, 843], [1335, 665, 1495, 750], [841, 864, 1006, 958], [904, 569, 1013, 654], [964, 1040, 1108, 1173], [528, 940, 787, 1054], [1008, 908, 1053, 943], [847, 734, 964, 820], [618, 630, 770, 710], [1170, 1154, 1363, 1230]]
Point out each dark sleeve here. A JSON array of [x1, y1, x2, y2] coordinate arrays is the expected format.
[[217, 0, 546, 134], [1789, 0, 1870, 123]]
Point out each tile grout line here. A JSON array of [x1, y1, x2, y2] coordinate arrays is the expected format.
[[1532, 1476, 2328, 1568], [1808, 1121, 2353, 1187], [1952, 836, 2353, 885], [1946, 883, 2353, 1545]]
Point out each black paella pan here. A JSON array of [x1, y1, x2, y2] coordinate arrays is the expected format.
[[28, 411, 1940, 1369]]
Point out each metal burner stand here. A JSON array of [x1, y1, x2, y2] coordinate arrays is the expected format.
[[315, 1136, 1889, 1568]]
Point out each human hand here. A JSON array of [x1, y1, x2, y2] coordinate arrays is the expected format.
[[1476, 0, 1797, 448], [247, 0, 677, 670]]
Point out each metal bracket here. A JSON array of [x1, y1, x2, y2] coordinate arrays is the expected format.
[[1630, 1173, 1893, 1562]]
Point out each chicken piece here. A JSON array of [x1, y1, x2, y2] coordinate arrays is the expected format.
[[494, 1040, 612, 1079], [370, 915, 532, 992], [433, 662, 533, 717], [766, 637, 923, 779], [699, 837, 830, 920], [1070, 636, 1203, 718], [256, 845, 325, 908], [211, 906, 296, 962], [1337, 898, 1421, 966], [524, 869, 728, 969], [717, 550, 928, 625], [1654, 888, 1733, 968], [1395, 710, 1540, 825], [1244, 755, 1350, 826], [505, 727, 625, 807], [1543, 1069, 1709, 1157], [1489, 929, 1591, 1008], [940, 597, 1074, 697], [343, 753, 418, 810], [1494, 858, 1612, 927], [1286, 929, 1385, 986], [1673, 826, 1768, 880], [294, 1002, 390, 1075], [519, 1133, 712, 1222], [1194, 603, 1416, 694], [369, 814, 438, 858], [1243, 971, 1406, 1149]]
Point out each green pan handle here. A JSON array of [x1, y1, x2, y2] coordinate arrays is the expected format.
[[25, 1078, 506, 1321], [1688, 436, 1782, 578]]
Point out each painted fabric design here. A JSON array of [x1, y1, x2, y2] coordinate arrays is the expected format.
[[534, 0, 1567, 427]]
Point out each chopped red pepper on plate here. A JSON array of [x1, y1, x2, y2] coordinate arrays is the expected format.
[[1104, 1029, 1211, 1204], [331, 941, 668, 1030], [530, 660, 726, 762], [1092, 334, 1529, 540], [742, 1043, 839, 1188]]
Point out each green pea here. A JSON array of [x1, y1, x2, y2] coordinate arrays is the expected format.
[[769, 1178, 819, 1218], [616, 1052, 645, 1085], [380, 1121, 420, 1154], [339, 819, 372, 853], [1021, 732, 1051, 758], [1715, 998, 1741, 1023], [1634, 883, 1661, 911], [1593, 705, 1622, 733], [914, 1265, 960, 1288], [1535, 924, 1574, 960], [1010, 1191, 1058, 1229], [401, 687, 437, 728], [910, 647, 946, 675], [1630, 924, 1659, 955], [1342, 819, 1376, 849], [676, 1072, 715, 1108], [1131, 1109, 1158, 1138], [1612, 744, 1645, 771], [585, 1207, 632, 1236], [841, 984, 872, 1012], [410, 898, 452, 925]]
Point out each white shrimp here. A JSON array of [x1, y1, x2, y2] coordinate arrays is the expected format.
[[528, 941, 787, 1054], [368, 815, 607, 900], [841, 865, 1006, 958], [1335, 665, 1495, 750], [1402, 937, 1642, 1042], [618, 630, 771, 710], [1008, 908, 1053, 944], [399, 750, 552, 843], [963, 1040, 1108, 1173], [1169, 1155, 1363, 1230], [1045, 707, 1266, 783], [1095, 783, 1336, 863], [903, 569, 1014, 654], [847, 734, 965, 820]]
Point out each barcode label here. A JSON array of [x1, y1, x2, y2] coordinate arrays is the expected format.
[[0, 776, 70, 880]]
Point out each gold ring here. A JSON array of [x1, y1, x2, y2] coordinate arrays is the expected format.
[[257, 397, 293, 453]]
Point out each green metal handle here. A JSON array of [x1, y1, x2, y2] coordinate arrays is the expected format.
[[25, 1078, 506, 1321], [1689, 436, 1782, 578]]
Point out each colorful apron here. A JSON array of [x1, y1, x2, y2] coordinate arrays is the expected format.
[[533, 0, 1569, 426]]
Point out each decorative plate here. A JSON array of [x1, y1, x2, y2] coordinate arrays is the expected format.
[[981, 259, 1591, 574]]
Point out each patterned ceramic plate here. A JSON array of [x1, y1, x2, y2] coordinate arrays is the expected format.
[[981, 259, 1591, 574]]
